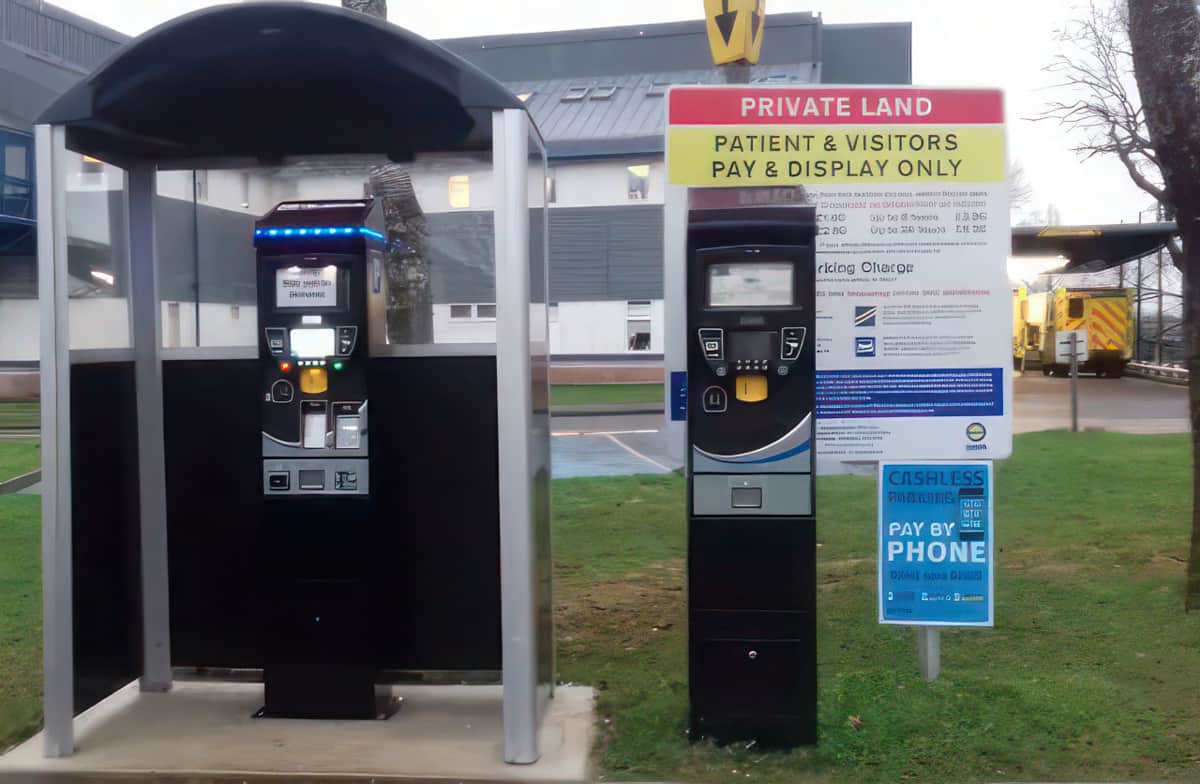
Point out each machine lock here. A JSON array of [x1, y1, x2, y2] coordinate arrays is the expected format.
[[735, 374, 768, 403]]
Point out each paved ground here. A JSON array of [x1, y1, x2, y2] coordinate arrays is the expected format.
[[1013, 372, 1189, 434], [551, 414, 676, 478], [549, 375, 1191, 478]]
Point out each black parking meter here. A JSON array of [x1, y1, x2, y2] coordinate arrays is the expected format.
[[686, 202, 818, 747], [255, 199, 389, 719]]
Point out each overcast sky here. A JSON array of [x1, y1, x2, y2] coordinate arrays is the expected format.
[[49, 0, 1153, 227]]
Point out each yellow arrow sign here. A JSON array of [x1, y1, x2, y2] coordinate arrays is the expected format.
[[704, 0, 765, 65]]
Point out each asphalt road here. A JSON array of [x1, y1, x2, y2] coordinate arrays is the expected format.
[[551, 374, 1191, 477]]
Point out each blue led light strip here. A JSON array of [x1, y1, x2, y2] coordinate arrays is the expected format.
[[254, 226, 385, 240]]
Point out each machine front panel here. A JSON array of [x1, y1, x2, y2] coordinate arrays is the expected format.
[[258, 253, 369, 496]]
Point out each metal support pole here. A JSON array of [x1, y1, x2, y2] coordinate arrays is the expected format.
[[128, 166, 173, 691], [1069, 331, 1079, 433], [1136, 256, 1143, 362], [916, 627, 940, 682], [1157, 249, 1165, 366], [36, 123, 74, 758], [494, 109, 541, 766]]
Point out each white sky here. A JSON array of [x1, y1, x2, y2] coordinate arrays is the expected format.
[[50, 0, 1154, 226]]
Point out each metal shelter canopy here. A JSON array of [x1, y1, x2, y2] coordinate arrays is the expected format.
[[35, 1, 550, 769], [1011, 222, 1178, 273], [36, 1, 524, 167]]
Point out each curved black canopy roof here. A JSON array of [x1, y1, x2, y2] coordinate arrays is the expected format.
[[1011, 222, 1177, 273], [38, 3, 525, 168]]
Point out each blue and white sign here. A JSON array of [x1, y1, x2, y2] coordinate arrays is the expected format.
[[878, 461, 994, 627]]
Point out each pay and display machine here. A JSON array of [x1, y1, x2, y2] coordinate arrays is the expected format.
[[256, 200, 389, 719], [686, 203, 818, 747]]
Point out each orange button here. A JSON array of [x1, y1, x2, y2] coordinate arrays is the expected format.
[[299, 367, 328, 395]]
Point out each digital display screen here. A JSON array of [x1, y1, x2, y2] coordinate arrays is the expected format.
[[290, 328, 335, 358], [708, 261, 794, 307], [276, 265, 340, 309], [729, 331, 773, 361]]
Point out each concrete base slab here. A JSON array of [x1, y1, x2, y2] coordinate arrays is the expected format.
[[0, 682, 594, 783]]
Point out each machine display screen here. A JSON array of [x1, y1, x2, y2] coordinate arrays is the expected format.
[[729, 331, 773, 360], [708, 261, 794, 307], [276, 265, 340, 309], [290, 328, 335, 358]]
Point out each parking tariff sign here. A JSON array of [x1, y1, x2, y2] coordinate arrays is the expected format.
[[878, 461, 994, 626]]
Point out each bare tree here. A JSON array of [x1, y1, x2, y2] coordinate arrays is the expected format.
[[1042, 0, 1200, 608], [1009, 161, 1034, 212], [1127, 0, 1200, 610], [1040, 1, 1182, 264], [341, 0, 435, 343], [342, 0, 387, 18]]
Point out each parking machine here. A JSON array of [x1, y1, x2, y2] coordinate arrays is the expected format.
[[685, 202, 819, 747]]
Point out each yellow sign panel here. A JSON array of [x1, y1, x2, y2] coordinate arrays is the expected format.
[[667, 125, 1006, 186], [704, 0, 765, 65]]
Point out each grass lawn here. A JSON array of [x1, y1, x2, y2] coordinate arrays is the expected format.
[[551, 383, 663, 407], [0, 440, 39, 483], [0, 495, 41, 751], [0, 402, 38, 431], [554, 431, 1200, 783], [1, 431, 1197, 782]]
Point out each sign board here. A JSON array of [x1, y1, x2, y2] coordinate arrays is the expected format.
[[703, 0, 765, 65], [666, 87, 1012, 468], [1054, 330, 1089, 363], [878, 461, 994, 626]]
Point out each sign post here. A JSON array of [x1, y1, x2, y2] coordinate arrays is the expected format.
[[1054, 329, 1088, 432], [879, 461, 994, 680]]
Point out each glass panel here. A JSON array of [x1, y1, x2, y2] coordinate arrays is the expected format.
[[449, 304, 472, 319], [164, 153, 495, 348], [66, 151, 129, 350], [476, 303, 497, 319], [627, 164, 650, 200], [5, 145, 26, 180], [627, 319, 652, 351]]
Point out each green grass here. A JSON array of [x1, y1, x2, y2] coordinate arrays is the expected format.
[[1, 431, 1197, 781], [550, 383, 663, 407], [0, 402, 38, 431], [553, 431, 1200, 783], [0, 440, 39, 483], [0, 496, 41, 751]]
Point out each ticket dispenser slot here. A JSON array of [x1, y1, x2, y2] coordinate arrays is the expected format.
[[255, 199, 389, 721], [685, 201, 818, 748]]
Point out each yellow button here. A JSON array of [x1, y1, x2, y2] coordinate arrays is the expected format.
[[299, 367, 328, 395], [735, 374, 768, 403]]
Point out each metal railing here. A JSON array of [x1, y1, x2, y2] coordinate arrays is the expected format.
[[1127, 361, 1189, 385]]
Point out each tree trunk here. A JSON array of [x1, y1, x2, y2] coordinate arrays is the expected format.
[[342, 0, 386, 19], [1128, 0, 1200, 609]]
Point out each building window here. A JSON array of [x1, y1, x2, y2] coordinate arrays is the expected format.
[[449, 303, 497, 321], [562, 85, 589, 102], [627, 300, 652, 351], [590, 85, 618, 100], [0, 132, 33, 219], [627, 164, 650, 200], [545, 170, 556, 204], [448, 175, 470, 208]]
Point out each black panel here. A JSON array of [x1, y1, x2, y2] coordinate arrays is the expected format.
[[163, 356, 502, 673], [367, 356, 502, 670], [690, 519, 816, 612], [70, 362, 142, 713], [163, 359, 265, 667]]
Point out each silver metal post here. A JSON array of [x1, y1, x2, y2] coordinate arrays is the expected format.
[[916, 627, 940, 682], [127, 166, 173, 691], [36, 124, 74, 757], [1069, 331, 1079, 433], [494, 108, 540, 765]]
